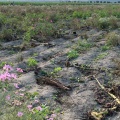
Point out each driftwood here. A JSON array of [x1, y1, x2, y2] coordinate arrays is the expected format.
[[34, 67, 70, 90]]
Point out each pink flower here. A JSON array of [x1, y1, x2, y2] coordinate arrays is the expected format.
[[20, 93, 24, 96], [6, 95, 10, 100], [34, 100, 39, 103], [50, 20, 53, 23], [10, 73, 17, 79], [4, 72, 11, 80], [15, 91, 19, 94], [36, 106, 42, 111], [17, 68, 23, 73], [0, 72, 16, 81], [17, 112, 23, 117], [14, 83, 19, 89], [27, 105, 32, 110], [51, 114, 56, 118], [0, 74, 6, 81], [3, 64, 13, 71]]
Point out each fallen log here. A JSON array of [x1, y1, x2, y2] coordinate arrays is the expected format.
[[34, 67, 70, 90]]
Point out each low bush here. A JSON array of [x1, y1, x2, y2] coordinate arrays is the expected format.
[[106, 32, 120, 46]]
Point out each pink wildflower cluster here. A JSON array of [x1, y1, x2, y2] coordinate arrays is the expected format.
[[0, 72, 16, 81], [27, 104, 42, 111], [27, 104, 33, 111], [17, 68, 23, 73], [0, 64, 23, 82], [36, 106, 42, 111], [48, 114, 56, 120], [3, 64, 13, 71]]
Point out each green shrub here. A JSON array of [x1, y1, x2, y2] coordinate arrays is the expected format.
[[0, 28, 13, 41], [106, 32, 120, 46], [72, 11, 91, 19], [109, 16, 118, 29], [98, 17, 110, 29], [35, 22, 55, 37], [23, 27, 35, 42], [98, 11, 109, 18], [85, 13, 100, 28]]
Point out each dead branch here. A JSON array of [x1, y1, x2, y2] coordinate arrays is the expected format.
[[93, 75, 120, 104]]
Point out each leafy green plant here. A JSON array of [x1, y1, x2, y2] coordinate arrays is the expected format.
[[23, 27, 35, 43], [67, 50, 79, 59], [54, 67, 62, 73], [51, 67, 62, 75], [72, 40, 92, 53], [101, 45, 110, 51], [27, 58, 38, 67], [0, 61, 6, 68]]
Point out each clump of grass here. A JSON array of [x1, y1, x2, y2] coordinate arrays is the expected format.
[[67, 50, 79, 59], [101, 45, 110, 51], [72, 40, 93, 53], [106, 32, 120, 46], [95, 52, 108, 61]]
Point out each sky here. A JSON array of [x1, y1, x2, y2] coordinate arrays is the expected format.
[[0, 0, 119, 2]]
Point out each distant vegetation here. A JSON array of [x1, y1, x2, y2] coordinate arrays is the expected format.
[[0, 3, 120, 45], [0, 1, 119, 5]]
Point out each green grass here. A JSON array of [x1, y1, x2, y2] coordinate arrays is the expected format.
[[101, 45, 110, 51], [72, 40, 93, 53], [95, 52, 108, 61], [67, 50, 79, 59]]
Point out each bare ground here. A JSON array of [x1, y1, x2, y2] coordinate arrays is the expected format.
[[0, 28, 120, 120]]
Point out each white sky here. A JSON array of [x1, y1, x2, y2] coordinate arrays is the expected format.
[[0, 0, 88, 1]]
